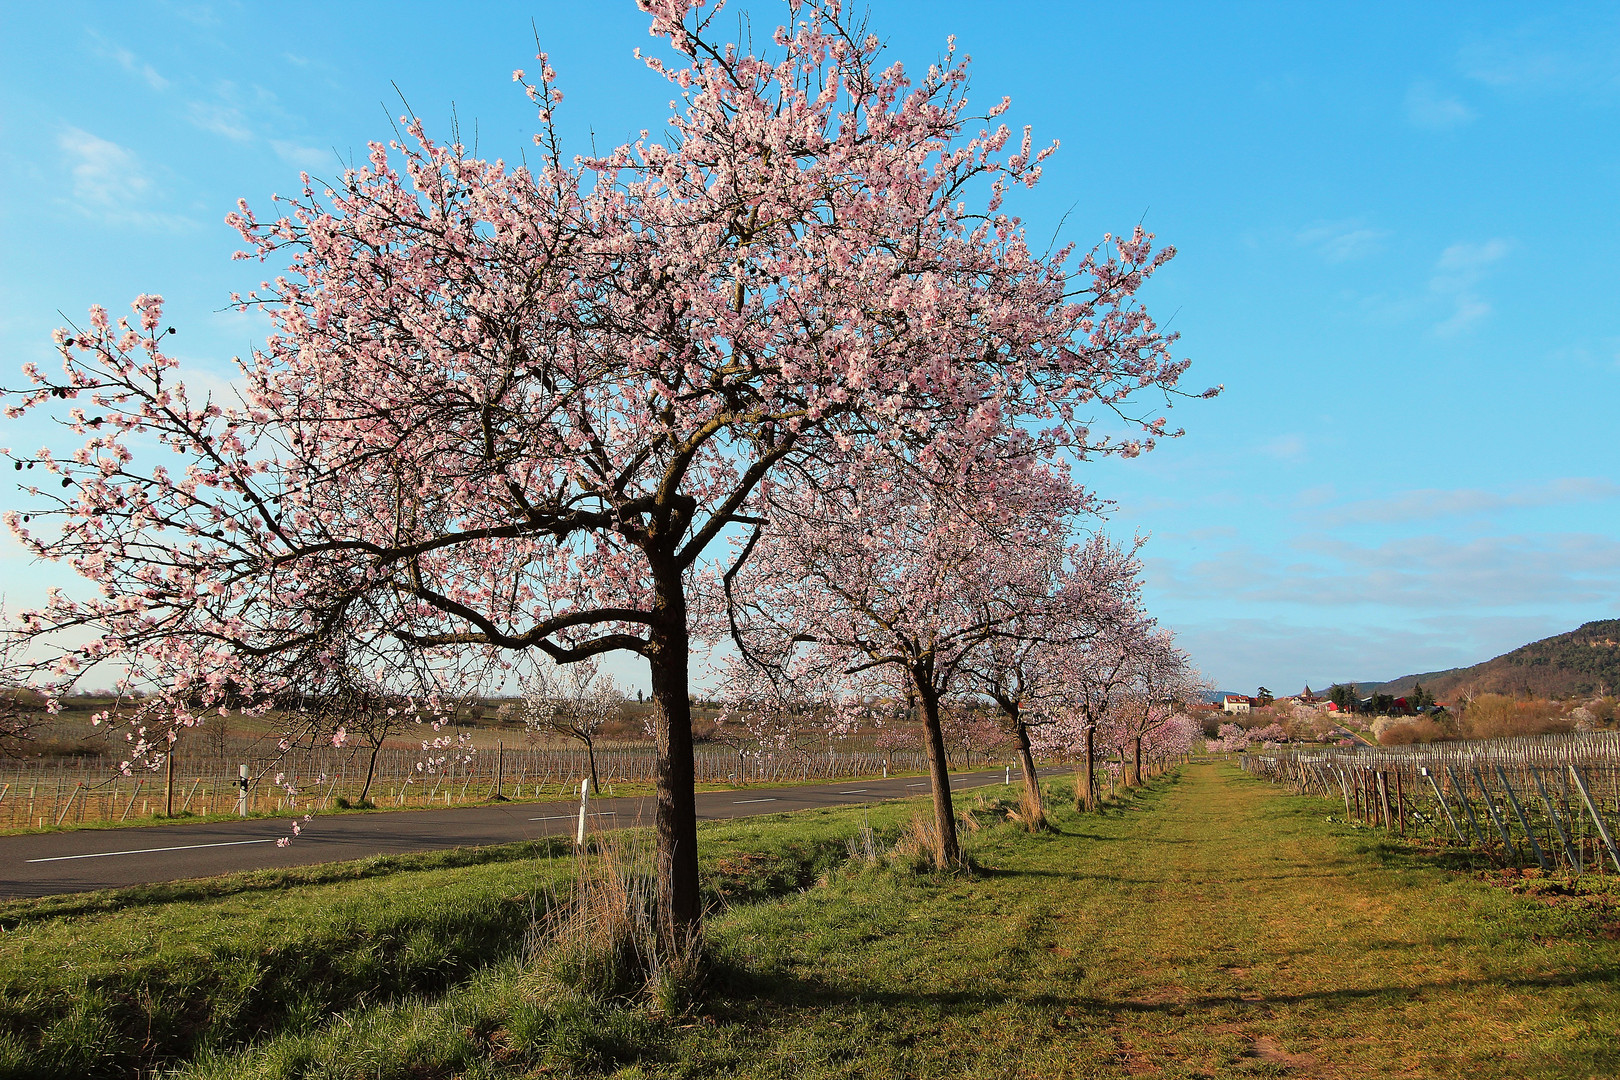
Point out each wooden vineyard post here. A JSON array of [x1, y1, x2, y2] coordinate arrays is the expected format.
[[1336, 767, 1352, 818], [1471, 766, 1518, 861], [1446, 765, 1490, 848], [1422, 767, 1465, 843], [1376, 772, 1393, 832], [1530, 766, 1579, 872], [54, 782, 82, 827], [1569, 766, 1620, 874], [165, 751, 176, 817], [1394, 770, 1407, 835], [1497, 765, 1548, 872]]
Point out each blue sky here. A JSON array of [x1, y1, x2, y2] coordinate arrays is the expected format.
[[2, 1, 1618, 695]]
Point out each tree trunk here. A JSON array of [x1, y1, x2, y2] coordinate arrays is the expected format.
[[1077, 724, 1096, 811], [585, 737, 601, 795], [647, 581, 700, 955], [916, 684, 962, 868], [359, 742, 382, 804], [1131, 736, 1143, 787], [1013, 717, 1044, 828]]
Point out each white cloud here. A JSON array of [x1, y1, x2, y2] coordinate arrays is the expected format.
[[59, 127, 150, 209], [57, 127, 192, 229], [1457, 25, 1620, 97], [1433, 238, 1511, 281], [1297, 219, 1389, 262], [1169, 613, 1579, 693], [1434, 296, 1491, 336], [1148, 530, 1620, 613], [187, 101, 253, 141], [1429, 238, 1509, 336], [1405, 82, 1475, 129], [1333, 478, 1620, 523], [271, 140, 329, 171], [1261, 434, 1306, 461], [99, 39, 168, 90]]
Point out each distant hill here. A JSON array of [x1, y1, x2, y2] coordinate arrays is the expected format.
[[1366, 620, 1620, 702]]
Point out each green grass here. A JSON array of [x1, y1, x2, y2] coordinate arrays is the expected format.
[[0, 790, 942, 1079], [0, 769, 937, 837], [5, 764, 1620, 1078]]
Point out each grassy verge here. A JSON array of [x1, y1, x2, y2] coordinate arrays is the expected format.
[[0, 787, 958, 1079], [9, 764, 1620, 1078]]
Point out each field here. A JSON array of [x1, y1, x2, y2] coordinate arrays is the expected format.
[[0, 737, 930, 833], [2, 761, 1618, 1078]]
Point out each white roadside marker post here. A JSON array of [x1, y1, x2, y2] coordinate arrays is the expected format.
[[236, 764, 249, 817], [1004, 766, 1010, 785], [576, 779, 589, 848]]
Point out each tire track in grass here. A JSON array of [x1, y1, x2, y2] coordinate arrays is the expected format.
[[1052, 762, 1620, 1079]]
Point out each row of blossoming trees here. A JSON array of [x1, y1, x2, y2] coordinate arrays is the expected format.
[[0, 0, 1211, 953]]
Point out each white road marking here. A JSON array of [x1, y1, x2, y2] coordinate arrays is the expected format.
[[837, 789, 869, 794], [732, 798, 778, 804], [27, 837, 279, 863], [906, 782, 928, 787], [529, 812, 619, 822]]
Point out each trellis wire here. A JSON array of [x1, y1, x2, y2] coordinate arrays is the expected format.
[[0, 743, 931, 830], [1240, 731, 1620, 876]]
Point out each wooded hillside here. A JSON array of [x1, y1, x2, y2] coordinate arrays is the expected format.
[[1374, 619, 1620, 701]]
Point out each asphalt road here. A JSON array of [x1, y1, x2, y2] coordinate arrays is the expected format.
[[0, 767, 1042, 899]]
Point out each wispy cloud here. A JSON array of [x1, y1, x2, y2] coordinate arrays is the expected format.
[[1458, 23, 1620, 98], [1151, 531, 1620, 614], [270, 140, 329, 171], [91, 35, 169, 91], [1297, 219, 1389, 262], [1405, 81, 1475, 129], [57, 127, 191, 229], [1429, 238, 1509, 335], [59, 127, 149, 208], [187, 100, 253, 141], [1261, 434, 1306, 462], [1332, 478, 1620, 523], [1169, 613, 1577, 692]]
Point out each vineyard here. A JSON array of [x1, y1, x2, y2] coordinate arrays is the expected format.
[[0, 741, 930, 831], [1242, 731, 1620, 875]]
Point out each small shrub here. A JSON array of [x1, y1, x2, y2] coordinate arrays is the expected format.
[[529, 838, 657, 1004]]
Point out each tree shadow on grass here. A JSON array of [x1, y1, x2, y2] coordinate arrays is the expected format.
[[1357, 837, 1499, 874], [703, 957, 1620, 1024]]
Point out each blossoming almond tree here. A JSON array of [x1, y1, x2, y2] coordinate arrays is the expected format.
[[1029, 602, 1167, 811], [2, 1, 1204, 948], [958, 531, 1148, 828], [1109, 635, 1198, 786], [724, 454, 1084, 867], [521, 656, 625, 795]]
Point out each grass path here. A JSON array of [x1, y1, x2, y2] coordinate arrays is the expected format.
[[682, 762, 1620, 1079], [98, 761, 1620, 1079]]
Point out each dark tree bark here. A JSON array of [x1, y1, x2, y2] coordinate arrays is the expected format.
[[1077, 724, 1097, 811], [584, 736, 601, 795], [916, 680, 962, 868], [358, 742, 382, 804], [1011, 710, 1045, 828], [648, 574, 700, 952]]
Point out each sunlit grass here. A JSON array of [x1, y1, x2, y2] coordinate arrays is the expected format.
[[3, 764, 1617, 1078]]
